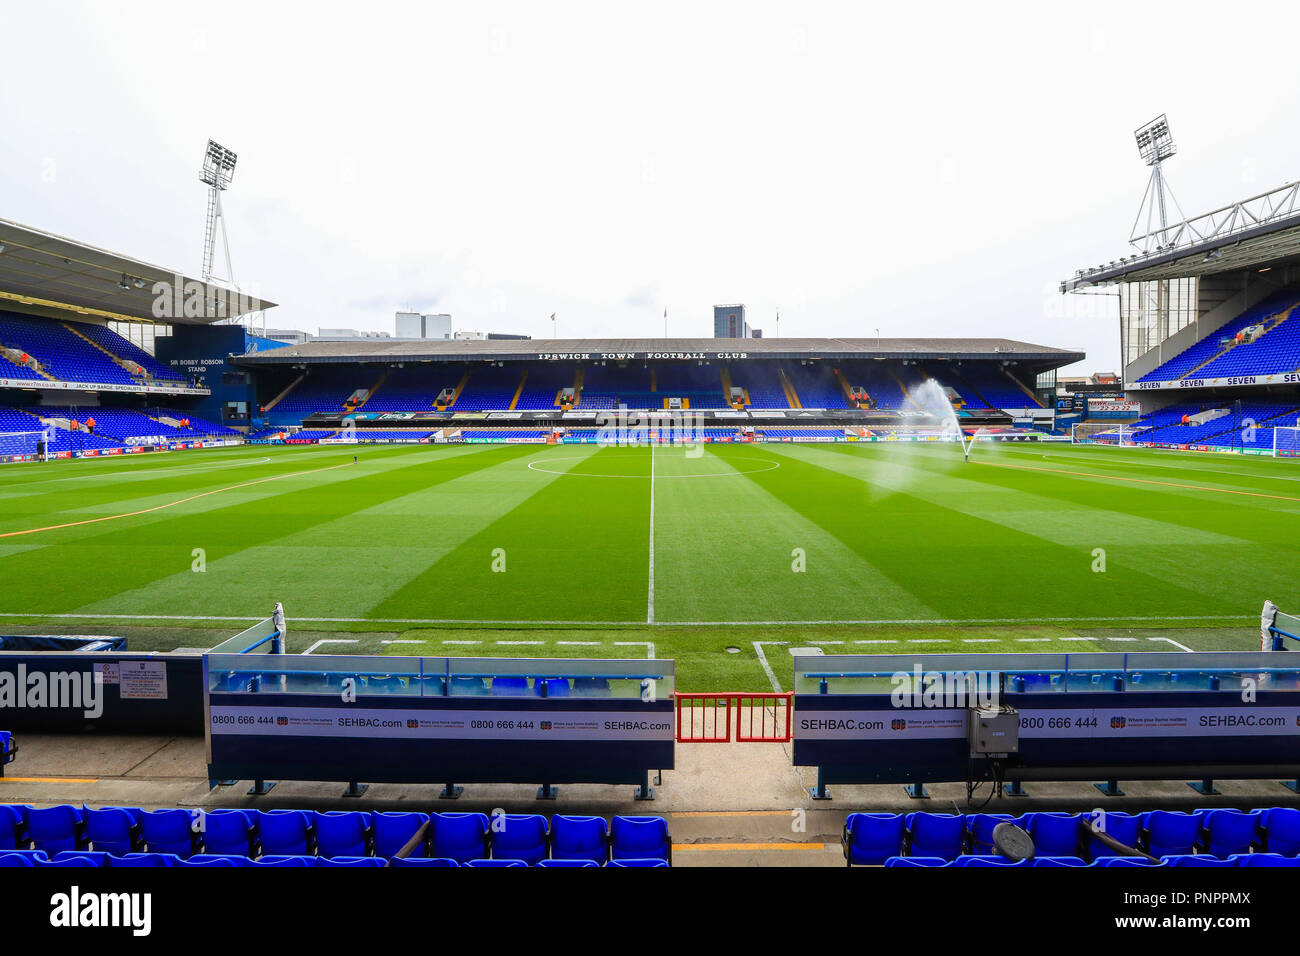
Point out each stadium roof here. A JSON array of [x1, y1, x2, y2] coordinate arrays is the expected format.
[[234, 336, 1083, 366], [1061, 180, 1300, 291], [0, 216, 276, 324]]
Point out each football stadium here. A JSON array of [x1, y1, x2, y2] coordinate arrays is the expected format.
[[2, 4, 1299, 935]]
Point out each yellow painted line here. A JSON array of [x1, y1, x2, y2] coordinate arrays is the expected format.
[[0, 460, 356, 539], [1, 777, 100, 784], [673, 842, 827, 851], [670, 810, 797, 818]]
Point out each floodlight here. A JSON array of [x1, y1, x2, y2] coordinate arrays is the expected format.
[[1135, 115, 1176, 166], [201, 139, 238, 190]]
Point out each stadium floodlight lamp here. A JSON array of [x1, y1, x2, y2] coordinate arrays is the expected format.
[[1135, 115, 1175, 166], [201, 139, 238, 190]]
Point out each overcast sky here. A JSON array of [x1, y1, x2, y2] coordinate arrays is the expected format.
[[3, 1, 1297, 373]]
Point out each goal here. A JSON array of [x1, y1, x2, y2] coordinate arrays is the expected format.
[[1272, 425, 1300, 458], [0, 430, 47, 461], [1071, 422, 1132, 445]]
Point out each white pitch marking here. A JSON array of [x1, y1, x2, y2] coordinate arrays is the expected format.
[[556, 641, 601, 646], [1148, 636, 1195, 652], [1058, 637, 1092, 642], [497, 640, 544, 645], [907, 639, 946, 644], [301, 639, 359, 655], [381, 639, 424, 645], [1105, 637, 1139, 642], [806, 640, 844, 645], [854, 640, 899, 645], [615, 640, 655, 659], [1015, 638, 1053, 643], [961, 639, 999, 644], [647, 442, 655, 625], [752, 641, 785, 693], [442, 640, 482, 645]]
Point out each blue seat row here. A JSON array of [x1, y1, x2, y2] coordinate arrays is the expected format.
[[884, 853, 1300, 868], [0, 849, 669, 868], [843, 808, 1300, 865], [0, 732, 14, 773], [0, 806, 670, 865]]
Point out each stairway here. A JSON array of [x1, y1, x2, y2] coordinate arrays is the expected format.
[[262, 372, 306, 413], [0, 343, 57, 381], [1182, 304, 1298, 379], [62, 322, 148, 381]]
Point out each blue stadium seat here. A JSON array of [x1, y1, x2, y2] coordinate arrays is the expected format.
[[1260, 807, 1300, 856], [1164, 854, 1237, 867], [551, 815, 609, 864], [1032, 856, 1088, 867], [318, 857, 387, 867], [84, 806, 142, 855], [254, 855, 316, 867], [610, 816, 671, 863], [1022, 812, 1082, 858], [25, 805, 84, 854], [1142, 811, 1205, 858], [534, 678, 570, 698], [0, 850, 42, 867], [964, 813, 1017, 856], [185, 854, 252, 867], [883, 856, 949, 867], [200, 809, 257, 857], [255, 810, 312, 856], [953, 855, 1029, 867], [465, 858, 528, 867], [48, 851, 111, 867], [0, 731, 14, 766], [1234, 853, 1300, 867], [1093, 857, 1166, 867], [109, 853, 179, 867], [537, 858, 600, 867], [373, 811, 430, 858], [140, 809, 198, 858], [1199, 809, 1262, 858], [430, 813, 490, 864], [905, 813, 965, 861], [490, 814, 548, 866], [572, 678, 610, 697], [606, 858, 670, 867], [0, 803, 27, 850], [177, 856, 240, 867], [313, 811, 371, 858], [1085, 811, 1143, 860], [388, 856, 459, 867], [843, 813, 906, 865], [490, 676, 529, 697]]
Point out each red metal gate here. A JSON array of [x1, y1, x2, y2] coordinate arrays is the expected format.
[[674, 692, 792, 743]]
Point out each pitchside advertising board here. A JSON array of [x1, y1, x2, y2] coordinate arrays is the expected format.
[[793, 693, 1300, 784], [204, 660, 676, 786]]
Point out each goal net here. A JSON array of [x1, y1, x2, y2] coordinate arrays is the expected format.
[[1272, 425, 1300, 458], [0, 430, 47, 461], [1071, 422, 1132, 445]]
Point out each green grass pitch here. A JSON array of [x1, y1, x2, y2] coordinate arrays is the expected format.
[[0, 439, 1294, 690]]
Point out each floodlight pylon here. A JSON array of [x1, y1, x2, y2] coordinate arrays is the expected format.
[[1129, 115, 1191, 254]]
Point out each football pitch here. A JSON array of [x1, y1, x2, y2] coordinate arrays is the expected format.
[[0, 439, 1295, 690]]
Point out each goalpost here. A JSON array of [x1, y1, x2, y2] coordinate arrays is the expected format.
[[1272, 426, 1300, 459], [0, 430, 48, 462], [1071, 422, 1131, 446]]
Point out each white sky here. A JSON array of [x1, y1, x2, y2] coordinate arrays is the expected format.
[[3, 1, 1297, 374]]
